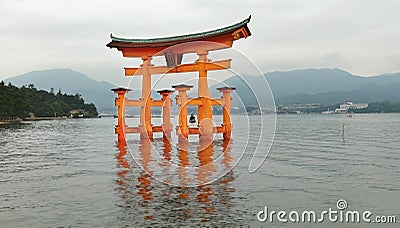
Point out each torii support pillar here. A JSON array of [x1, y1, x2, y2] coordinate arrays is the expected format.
[[112, 87, 131, 145], [217, 87, 235, 140], [157, 89, 174, 140], [173, 84, 193, 141]]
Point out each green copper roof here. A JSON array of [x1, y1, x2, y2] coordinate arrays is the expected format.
[[107, 16, 251, 48]]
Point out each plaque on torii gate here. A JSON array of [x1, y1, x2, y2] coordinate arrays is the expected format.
[[107, 16, 251, 141]]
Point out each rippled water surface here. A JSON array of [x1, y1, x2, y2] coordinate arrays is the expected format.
[[0, 114, 399, 227]]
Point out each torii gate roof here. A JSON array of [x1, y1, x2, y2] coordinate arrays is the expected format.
[[106, 16, 251, 57]]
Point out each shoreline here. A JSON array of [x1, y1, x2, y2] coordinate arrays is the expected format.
[[0, 118, 22, 125], [24, 116, 69, 121]]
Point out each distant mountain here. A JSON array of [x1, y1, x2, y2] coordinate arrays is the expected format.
[[5, 68, 400, 111], [266, 69, 400, 98], [278, 82, 400, 105], [209, 75, 273, 107], [211, 68, 400, 106], [4, 69, 117, 111]]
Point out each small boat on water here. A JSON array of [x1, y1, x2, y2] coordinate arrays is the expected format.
[[322, 110, 335, 114], [98, 113, 115, 118]]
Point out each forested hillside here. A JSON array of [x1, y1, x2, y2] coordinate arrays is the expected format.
[[0, 81, 98, 118]]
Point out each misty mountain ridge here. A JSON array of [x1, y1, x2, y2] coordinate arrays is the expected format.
[[210, 68, 400, 106], [269, 69, 400, 105], [4, 68, 400, 111], [266, 68, 400, 97]]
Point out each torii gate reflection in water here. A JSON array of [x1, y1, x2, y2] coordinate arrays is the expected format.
[[108, 16, 251, 142]]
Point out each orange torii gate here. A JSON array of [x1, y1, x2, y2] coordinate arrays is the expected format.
[[107, 16, 251, 141]]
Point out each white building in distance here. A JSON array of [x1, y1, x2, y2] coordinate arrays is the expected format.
[[334, 102, 368, 113]]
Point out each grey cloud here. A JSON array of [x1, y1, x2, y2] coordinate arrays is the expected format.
[[1, 0, 399, 85]]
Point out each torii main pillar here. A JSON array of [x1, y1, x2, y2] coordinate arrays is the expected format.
[[197, 51, 213, 140], [140, 56, 153, 140]]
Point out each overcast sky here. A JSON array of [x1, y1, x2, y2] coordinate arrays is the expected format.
[[1, 0, 399, 86]]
